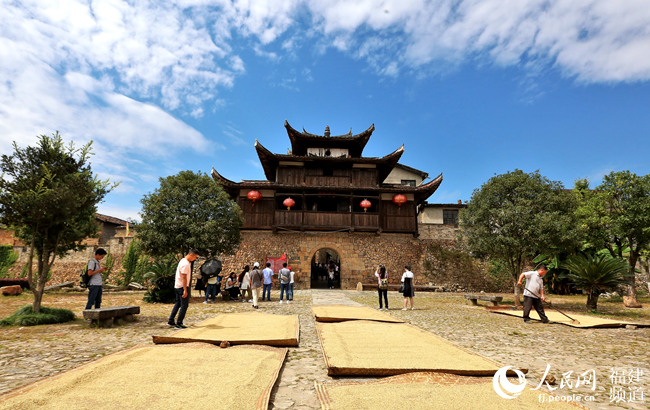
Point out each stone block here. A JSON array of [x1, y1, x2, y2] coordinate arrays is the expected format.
[[1, 285, 22, 296], [623, 296, 642, 308]]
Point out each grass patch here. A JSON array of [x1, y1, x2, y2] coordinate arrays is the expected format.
[[0, 305, 75, 326]]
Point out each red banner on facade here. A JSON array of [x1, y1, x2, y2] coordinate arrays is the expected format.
[[266, 253, 287, 273]]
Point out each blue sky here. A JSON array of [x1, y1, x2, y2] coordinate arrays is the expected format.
[[2, 1, 650, 221]]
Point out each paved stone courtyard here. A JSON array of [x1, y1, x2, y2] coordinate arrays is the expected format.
[[0, 289, 648, 409]]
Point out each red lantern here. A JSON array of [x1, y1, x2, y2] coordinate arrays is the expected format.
[[392, 194, 407, 214], [247, 190, 261, 207], [360, 199, 371, 213], [283, 197, 295, 211]]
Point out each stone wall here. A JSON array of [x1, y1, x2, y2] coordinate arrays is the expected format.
[[6, 237, 134, 285], [219, 230, 428, 290], [418, 223, 461, 241], [5, 224, 462, 289]]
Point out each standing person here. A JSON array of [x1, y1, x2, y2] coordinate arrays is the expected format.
[[288, 266, 295, 303], [168, 249, 199, 329], [262, 262, 273, 301], [327, 261, 335, 289], [401, 265, 415, 311], [278, 262, 291, 304], [517, 266, 550, 323], [204, 274, 218, 304], [240, 265, 252, 303], [375, 265, 389, 310], [250, 262, 263, 309], [85, 248, 108, 310]]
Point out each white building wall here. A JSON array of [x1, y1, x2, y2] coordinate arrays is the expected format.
[[384, 168, 424, 185], [418, 207, 444, 224]]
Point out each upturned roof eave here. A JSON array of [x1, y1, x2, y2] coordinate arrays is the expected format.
[[285, 120, 375, 156], [255, 140, 406, 181]]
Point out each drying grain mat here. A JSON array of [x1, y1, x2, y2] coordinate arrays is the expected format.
[[311, 304, 405, 323], [490, 310, 650, 328], [0, 343, 286, 410], [152, 312, 299, 346], [316, 320, 507, 376], [315, 372, 586, 409]]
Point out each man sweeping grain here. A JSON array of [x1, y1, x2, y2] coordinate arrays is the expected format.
[[168, 249, 199, 329], [517, 265, 550, 324]]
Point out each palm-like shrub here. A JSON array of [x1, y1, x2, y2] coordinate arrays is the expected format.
[[562, 253, 630, 311], [143, 257, 178, 303]]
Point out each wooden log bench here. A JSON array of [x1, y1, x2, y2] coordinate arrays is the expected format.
[[83, 306, 140, 327], [464, 294, 503, 306]]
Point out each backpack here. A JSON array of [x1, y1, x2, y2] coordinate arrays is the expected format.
[[80, 264, 90, 288], [379, 278, 388, 290]]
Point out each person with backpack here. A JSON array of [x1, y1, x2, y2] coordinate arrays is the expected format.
[[375, 264, 389, 311], [85, 248, 108, 310], [278, 262, 291, 304]]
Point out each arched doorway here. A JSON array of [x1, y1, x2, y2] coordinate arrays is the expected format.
[[310, 248, 340, 289]]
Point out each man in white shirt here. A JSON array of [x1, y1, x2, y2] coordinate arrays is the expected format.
[[517, 266, 550, 323], [168, 249, 199, 329]]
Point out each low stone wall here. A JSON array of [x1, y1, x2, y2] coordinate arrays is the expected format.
[[6, 237, 134, 285]]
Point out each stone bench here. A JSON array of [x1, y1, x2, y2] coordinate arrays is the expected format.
[[464, 294, 503, 306], [83, 306, 140, 327]]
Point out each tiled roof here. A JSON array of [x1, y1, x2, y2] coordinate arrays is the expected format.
[[95, 213, 128, 226]]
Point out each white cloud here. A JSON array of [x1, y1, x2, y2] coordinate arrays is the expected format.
[[97, 202, 142, 222], [302, 0, 650, 83], [2, 0, 650, 166]]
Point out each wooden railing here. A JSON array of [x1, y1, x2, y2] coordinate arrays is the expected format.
[[353, 213, 379, 229], [382, 215, 416, 232], [243, 208, 415, 233], [303, 212, 351, 227], [275, 211, 302, 226], [304, 176, 351, 186]]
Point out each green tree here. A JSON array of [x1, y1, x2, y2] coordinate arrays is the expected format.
[[0, 133, 113, 312], [138, 170, 243, 258], [575, 171, 650, 307], [143, 256, 178, 303], [0, 245, 19, 278], [562, 253, 630, 311], [117, 239, 141, 285], [460, 169, 581, 305]]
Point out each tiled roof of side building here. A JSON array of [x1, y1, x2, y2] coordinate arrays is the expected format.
[[95, 213, 128, 226]]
